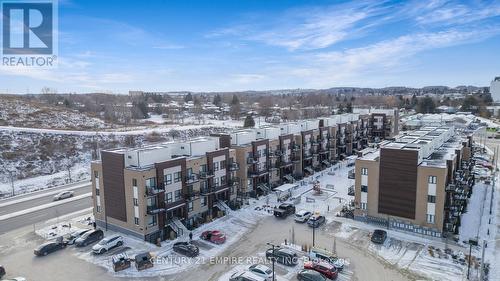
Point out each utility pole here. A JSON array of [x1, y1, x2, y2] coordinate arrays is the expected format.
[[266, 242, 277, 281]]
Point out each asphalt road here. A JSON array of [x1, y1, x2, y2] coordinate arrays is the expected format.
[[0, 183, 92, 235]]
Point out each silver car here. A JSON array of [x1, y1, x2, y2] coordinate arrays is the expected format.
[[53, 190, 74, 201]]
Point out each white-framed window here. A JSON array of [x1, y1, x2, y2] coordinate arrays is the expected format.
[[220, 160, 226, 170], [165, 192, 173, 203], [428, 176, 437, 184], [426, 214, 435, 223], [174, 190, 182, 201], [361, 203, 367, 210], [132, 178, 137, 187], [214, 177, 220, 187], [214, 162, 220, 171], [134, 217, 139, 225], [148, 215, 157, 226], [201, 196, 207, 207], [221, 175, 226, 185], [146, 177, 156, 188], [361, 168, 368, 175], [96, 206, 101, 213], [427, 195, 436, 203], [133, 198, 138, 206], [188, 201, 193, 212], [94, 170, 99, 178], [361, 185, 368, 192]]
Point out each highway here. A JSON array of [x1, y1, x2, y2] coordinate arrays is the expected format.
[[0, 181, 92, 235]]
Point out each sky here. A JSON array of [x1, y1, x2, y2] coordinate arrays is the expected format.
[[1, 0, 500, 94]]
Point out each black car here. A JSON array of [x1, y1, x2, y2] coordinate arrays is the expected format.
[[273, 203, 296, 218], [75, 229, 104, 247], [265, 247, 298, 266], [34, 241, 66, 256], [173, 242, 199, 257], [297, 269, 327, 281], [0, 265, 5, 278], [307, 215, 326, 228], [371, 229, 387, 244]]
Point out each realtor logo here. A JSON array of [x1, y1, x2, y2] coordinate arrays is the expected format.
[[1, 0, 57, 67]]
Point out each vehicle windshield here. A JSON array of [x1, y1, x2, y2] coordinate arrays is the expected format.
[[98, 239, 109, 245]]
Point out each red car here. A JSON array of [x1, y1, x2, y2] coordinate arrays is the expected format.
[[303, 260, 338, 280], [200, 230, 226, 244]]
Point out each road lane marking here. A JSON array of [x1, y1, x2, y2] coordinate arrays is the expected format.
[[0, 192, 92, 221]]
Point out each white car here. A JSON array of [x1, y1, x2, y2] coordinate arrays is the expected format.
[[229, 271, 266, 281], [294, 210, 313, 223], [92, 235, 123, 254], [53, 190, 74, 201], [248, 264, 273, 280]]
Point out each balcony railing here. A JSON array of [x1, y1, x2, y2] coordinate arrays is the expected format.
[[185, 174, 199, 184], [228, 177, 240, 186], [199, 170, 214, 179], [146, 204, 164, 215], [145, 185, 162, 196], [229, 162, 240, 172], [247, 157, 258, 164], [248, 169, 269, 177]]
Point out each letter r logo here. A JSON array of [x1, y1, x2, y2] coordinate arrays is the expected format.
[[2, 1, 53, 54]]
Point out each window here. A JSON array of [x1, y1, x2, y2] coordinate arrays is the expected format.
[[96, 206, 101, 212], [133, 198, 138, 206], [428, 176, 437, 184], [361, 168, 368, 175], [187, 168, 193, 177], [201, 181, 207, 189], [165, 192, 173, 203], [148, 215, 157, 226], [94, 171, 99, 178], [426, 214, 435, 223], [95, 188, 100, 196], [145, 177, 156, 188], [147, 197, 156, 207], [361, 203, 367, 210], [188, 201, 193, 212], [174, 190, 182, 201], [134, 217, 139, 225], [201, 196, 207, 207], [427, 195, 436, 203], [361, 185, 368, 192], [220, 160, 226, 170], [221, 175, 227, 185], [214, 177, 220, 187], [200, 164, 207, 173], [132, 178, 137, 187], [214, 162, 219, 171], [174, 172, 181, 183]]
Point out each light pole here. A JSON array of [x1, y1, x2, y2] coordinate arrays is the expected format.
[[7, 170, 15, 197], [312, 223, 316, 247], [267, 242, 277, 281]]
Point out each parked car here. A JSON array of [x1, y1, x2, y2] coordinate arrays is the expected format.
[[0, 265, 5, 278], [53, 190, 74, 201], [92, 235, 124, 254], [75, 229, 104, 247], [64, 229, 91, 245], [229, 271, 266, 281], [307, 214, 326, 228], [303, 260, 338, 279], [295, 210, 313, 223], [265, 247, 298, 266], [297, 269, 327, 281], [273, 203, 296, 218], [173, 242, 199, 257], [371, 229, 387, 244], [200, 230, 226, 244], [135, 252, 154, 271], [309, 247, 345, 271], [248, 264, 273, 280], [34, 241, 66, 256]]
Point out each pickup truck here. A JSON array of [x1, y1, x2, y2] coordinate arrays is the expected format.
[[273, 203, 296, 218]]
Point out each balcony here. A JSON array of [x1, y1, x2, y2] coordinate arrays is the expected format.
[[268, 150, 282, 158], [228, 177, 240, 187], [147, 204, 164, 215], [184, 190, 200, 201], [248, 169, 269, 178], [185, 174, 199, 184], [199, 170, 214, 179], [247, 157, 258, 164], [228, 162, 240, 171], [145, 186, 162, 196], [200, 184, 229, 195], [279, 159, 293, 167], [292, 145, 301, 152]]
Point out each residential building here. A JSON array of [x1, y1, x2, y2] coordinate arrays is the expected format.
[[490, 76, 500, 103], [91, 136, 238, 243], [353, 126, 474, 237]]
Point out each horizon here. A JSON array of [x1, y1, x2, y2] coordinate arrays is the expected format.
[[1, 0, 500, 93]]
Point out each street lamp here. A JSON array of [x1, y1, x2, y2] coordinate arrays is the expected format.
[[266, 242, 277, 281], [312, 223, 316, 247]]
